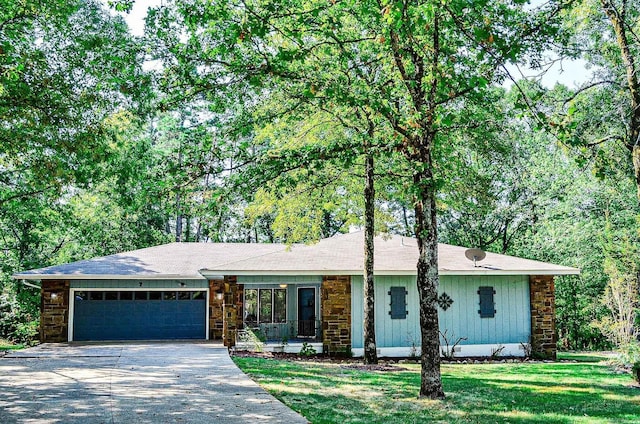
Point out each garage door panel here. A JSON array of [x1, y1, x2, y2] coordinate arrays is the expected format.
[[73, 291, 206, 341]]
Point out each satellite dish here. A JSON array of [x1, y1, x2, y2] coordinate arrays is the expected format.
[[465, 248, 486, 267]]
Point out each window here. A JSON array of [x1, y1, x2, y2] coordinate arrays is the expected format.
[[274, 289, 286, 322], [478, 286, 496, 318], [389, 287, 408, 319], [259, 289, 272, 323], [89, 291, 104, 301], [105, 291, 118, 301], [135, 291, 148, 300], [244, 288, 287, 324], [245, 289, 258, 324]]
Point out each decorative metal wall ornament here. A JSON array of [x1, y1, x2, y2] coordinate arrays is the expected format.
[[437, 292, 454, 311]]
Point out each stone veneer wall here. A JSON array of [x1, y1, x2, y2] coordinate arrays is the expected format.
[[321, 275, 351, 355], [40, 280, 70, 342], [209, 276, 240, 346], [529, 275, 557, 359], [209, 279, 225, 340]]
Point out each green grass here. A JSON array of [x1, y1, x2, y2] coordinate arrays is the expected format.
[[0, 339, 23, 351], [557, 351, 615, 363], [233, 356, 640, 423]]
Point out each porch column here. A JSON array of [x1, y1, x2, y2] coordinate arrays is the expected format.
[[321, 275, 351, 355], [208, 279, 224, 340], [209, 276, 239, 347], [41, 280, 70, 343], [529, 275, 557, 359]]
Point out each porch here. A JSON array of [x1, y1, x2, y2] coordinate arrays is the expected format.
[[236, 320, 323, 354], [244, 319, 322, 342]]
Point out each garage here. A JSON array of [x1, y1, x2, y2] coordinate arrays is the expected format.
[[72, 290, 206, 341]]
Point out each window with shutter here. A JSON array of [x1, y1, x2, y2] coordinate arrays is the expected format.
[[389, 286, 408, 319], [478, 286, 496, 318]]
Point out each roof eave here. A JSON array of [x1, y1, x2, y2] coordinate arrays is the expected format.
[[13, 274, 207, 281], [199, 269, 580, 277]]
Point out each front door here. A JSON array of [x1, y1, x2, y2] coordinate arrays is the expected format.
[[297, 287, 316, 337]]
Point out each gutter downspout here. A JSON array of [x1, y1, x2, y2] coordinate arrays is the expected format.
[[21, 280, 41, 290]]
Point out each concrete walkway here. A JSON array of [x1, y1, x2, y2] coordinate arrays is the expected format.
[[0, 342, 309, 424]]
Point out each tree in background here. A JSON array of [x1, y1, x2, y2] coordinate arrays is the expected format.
[[594, 234, 639, 348], [0, 0, 150, 343]]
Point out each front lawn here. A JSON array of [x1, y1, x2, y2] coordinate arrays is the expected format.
[[233, 354, 640, 423]]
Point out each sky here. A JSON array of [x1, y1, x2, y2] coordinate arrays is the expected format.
[[116, 1, 592, 89]]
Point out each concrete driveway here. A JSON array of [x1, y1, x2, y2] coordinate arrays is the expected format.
[[0, 342, 309, 424]]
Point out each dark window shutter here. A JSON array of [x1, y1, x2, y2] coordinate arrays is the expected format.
[[389, 287, 408, 319], [478, 286, 496, 318]]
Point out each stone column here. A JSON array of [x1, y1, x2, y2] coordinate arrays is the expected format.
[[529, 275, 557, 359], [208, 279, 224, 340], [321, 275, 351, 355], [209, 276, 239, 346], [40, 280, 70, 343], [222, 276, 238, 348]]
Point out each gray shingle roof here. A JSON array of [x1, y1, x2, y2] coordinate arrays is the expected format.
[[14, 231, 579, 280]]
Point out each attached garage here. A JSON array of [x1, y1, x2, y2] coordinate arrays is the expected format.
[[71, 290, 207, 341]]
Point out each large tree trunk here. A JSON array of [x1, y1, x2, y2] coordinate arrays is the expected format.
[[413, 151, 445, 399], [363, 151, 377, 364], [175, 192, 183, 242], [634, 146, 640, 201], [601, 0, 640, 201]]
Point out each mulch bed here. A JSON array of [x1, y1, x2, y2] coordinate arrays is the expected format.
[[231, 349, 569, 369], [232, 350, 355, 363], [232, 350, 412, 371]]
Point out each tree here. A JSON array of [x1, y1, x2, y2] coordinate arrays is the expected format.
[[145, 0, 565, 398], [0, 0, 149, 206], [594, 234, 639, 347], [0, 0, 151, 342], [558, 0, 640, 201]]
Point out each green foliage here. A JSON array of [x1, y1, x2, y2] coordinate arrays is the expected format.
[[618, 342, 640, 367], [632, 362, 640, 384], [238, 327, 266, 352], [0, 284, 39, 345], [299, 342, 317, 357], [592, 237, 639, 347]]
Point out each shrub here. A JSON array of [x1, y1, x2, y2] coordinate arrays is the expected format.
[[618, 341, 640, 366], [632, 362, 640, 384], [0, 289, 39, 345], [299, 342, 316, 357]]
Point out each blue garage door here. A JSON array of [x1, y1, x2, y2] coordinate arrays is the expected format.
[[73, 290, 206, 341]]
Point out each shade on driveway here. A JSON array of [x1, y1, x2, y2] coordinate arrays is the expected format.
[[0, 342, 309, 424]]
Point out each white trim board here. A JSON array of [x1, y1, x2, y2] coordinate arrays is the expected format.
[[351, 343, 528, 358]]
